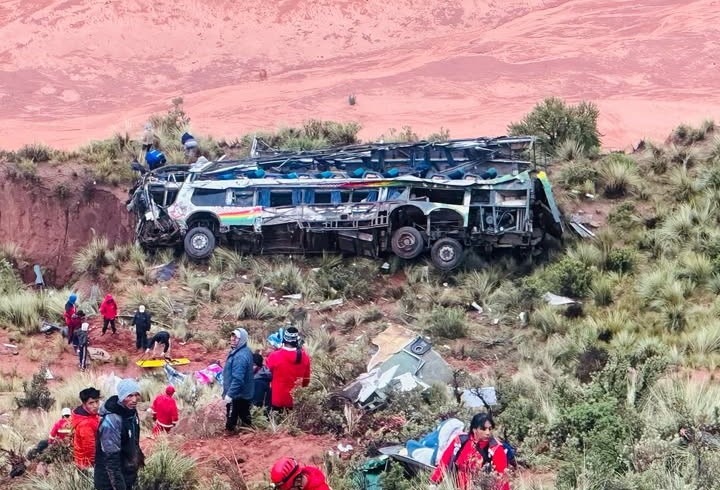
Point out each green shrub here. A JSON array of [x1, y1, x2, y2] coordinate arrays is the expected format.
[[6, 158, 39, 181], [265, 262, 305, 295], [557, 161, 598, 189], [525, 256, 594, 298], [605, 248, 636, 274], [607, 202, 640, 231], [313, 259, 377, 299], [137, 442, 198, 490], [508, 97, 600, 155], [16, 368, 55, 410], [0, 257, 23, 294], [424, 306, 468, 339], [17, 142, 53, 162]]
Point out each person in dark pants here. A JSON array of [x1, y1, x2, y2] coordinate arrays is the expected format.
[[131, 305, 151, 351], [94, 379, 144, 490], [222, 328, 255, 433], [99, 294, 118, 335], [74, 322, 91, 371], [145, 330, 171, 359], [252, 352, 272, 409]]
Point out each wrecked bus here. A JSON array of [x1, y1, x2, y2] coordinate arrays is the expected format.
[[129, 169, 563, 271]]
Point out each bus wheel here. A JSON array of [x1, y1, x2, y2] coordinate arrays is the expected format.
[[391, 226, 424, 259], [431, 238, 463, 271], [184, 226, 216, 260]]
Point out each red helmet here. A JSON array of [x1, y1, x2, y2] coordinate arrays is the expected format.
[[270, 457, 303, 489]]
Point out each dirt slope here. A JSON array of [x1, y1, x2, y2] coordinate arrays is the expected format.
[[0, 0, 718, 150], [0, 171, 133, 285]]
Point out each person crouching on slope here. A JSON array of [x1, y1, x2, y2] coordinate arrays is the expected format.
[[431, 413, 510, 490], [266, 326, 311, 411], [270, 457, 331, 490], [72, 387, 101, 469]]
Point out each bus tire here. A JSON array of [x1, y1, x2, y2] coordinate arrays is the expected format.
[[391, 226, 424, 259], [184, 226, 216, 260], [431, 238, 463, 271]]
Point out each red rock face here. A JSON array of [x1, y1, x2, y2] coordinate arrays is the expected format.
[[0, 179, 134, 286], [0, 1, 718, 150]]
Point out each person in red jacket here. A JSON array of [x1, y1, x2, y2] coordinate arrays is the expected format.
[[149, 385, 179, 436], [431, 413, 510, 490], [270, 457, 331, 490], [71, 387, 101, 469], [64, 293, 78, 344], [99, 294, 118, 335], [266, 327, 311, 410], [67, 310, 86, 351], [27, 407, 73, 459]]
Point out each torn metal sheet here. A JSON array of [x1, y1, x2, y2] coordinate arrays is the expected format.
[[343, 330, 453, 410], [368, 324, 416, 370], [543, 292, 577, 305], [569, 220, 596, 238]]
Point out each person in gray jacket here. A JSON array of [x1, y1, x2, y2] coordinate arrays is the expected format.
[[94, 378, 144, 490], [222, 328, 255, 432]]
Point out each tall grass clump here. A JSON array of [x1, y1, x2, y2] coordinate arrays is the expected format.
[[229, 291, 287, 320], [16, 142, 54, 162], [20, 463, 94, 490], [424, 306, 467, 339], [460, 268, 503, 305], [209, 247, 246, 276], [264, 262, 305, 295], [598, 154, 641, 197], [591, 274, 614, 307], [136, 442, 198, 490], [72, 236, 111, 276], [0, 291, 47, 333]]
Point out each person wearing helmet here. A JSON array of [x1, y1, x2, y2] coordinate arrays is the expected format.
[[270, 457, 331, 490]]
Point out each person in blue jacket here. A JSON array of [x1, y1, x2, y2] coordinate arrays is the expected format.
[[222, 328, 255, 432]]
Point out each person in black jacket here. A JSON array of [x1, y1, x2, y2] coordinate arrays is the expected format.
[[252, 352, 272, 409], [131, 305, 152, 351], [94, 379, 144, 490]]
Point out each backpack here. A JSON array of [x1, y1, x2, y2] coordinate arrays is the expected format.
[[449, 435, 517, 474]]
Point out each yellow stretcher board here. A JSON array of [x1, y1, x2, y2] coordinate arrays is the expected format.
[[136, 358, 191, 368]]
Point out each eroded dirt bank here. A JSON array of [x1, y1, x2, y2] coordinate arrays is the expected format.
[[0, 177, 133, 285]]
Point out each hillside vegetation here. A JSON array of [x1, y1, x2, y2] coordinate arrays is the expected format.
[[1, 101, 720, 489]]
